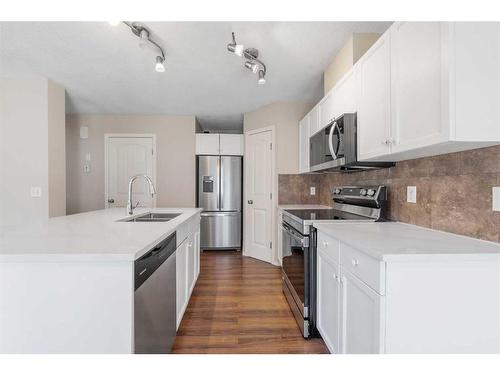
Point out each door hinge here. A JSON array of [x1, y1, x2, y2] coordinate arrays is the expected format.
[[151, 148, 154, 155], [270, 192, 272, 200], [270, 241, 272, 249], [270, 143, 272, 150]]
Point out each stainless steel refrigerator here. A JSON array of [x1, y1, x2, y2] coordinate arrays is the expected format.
[[197, 156, 242, 250]]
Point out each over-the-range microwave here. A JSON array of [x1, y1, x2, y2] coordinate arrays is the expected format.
[[309, 113, 394, 172]]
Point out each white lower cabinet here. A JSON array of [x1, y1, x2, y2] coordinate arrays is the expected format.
[[341, 271, 384, 354], [176, 220, 201, 330], [317, 251, 341, 353]]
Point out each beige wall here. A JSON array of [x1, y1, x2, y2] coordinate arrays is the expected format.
[[48, 80, 66, 217], [324, 33, 381, 94], [243, 102, 313, 175], [243, 101, 313, 263], [0, 77, 65, 227], [66, 115, 196, 214]]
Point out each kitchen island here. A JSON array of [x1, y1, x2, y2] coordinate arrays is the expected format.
[[0, 207, 202, 353]]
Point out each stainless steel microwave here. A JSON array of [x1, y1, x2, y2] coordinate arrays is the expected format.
[[309, 113, 394, 172]]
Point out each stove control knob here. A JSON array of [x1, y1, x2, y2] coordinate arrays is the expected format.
[[333, 188, 341, 195], [367, 189, 376, 197], [360, 189, 367, 196]]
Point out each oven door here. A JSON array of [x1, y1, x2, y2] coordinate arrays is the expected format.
[[281, 222, 310, 336]]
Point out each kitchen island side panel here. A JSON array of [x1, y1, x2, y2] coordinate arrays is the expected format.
[[0, 260, 134, 353]]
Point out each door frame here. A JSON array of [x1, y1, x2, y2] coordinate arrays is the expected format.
[[104, 134, 157, 209], [242, 125, 277, 265]]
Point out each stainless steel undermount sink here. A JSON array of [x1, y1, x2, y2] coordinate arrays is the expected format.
[[124, 212, 182, 222]]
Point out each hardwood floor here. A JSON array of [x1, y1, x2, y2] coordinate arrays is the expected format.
[[172, 250, 328, 354]]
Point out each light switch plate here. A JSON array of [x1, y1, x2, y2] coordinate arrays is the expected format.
[[79, 126, 88, 139], [493, 187, 500, 211], [85, 153, 91, 161], [407, 186, 417, 203], [310, 186, 316, 196], [30, 187, 42, 198]]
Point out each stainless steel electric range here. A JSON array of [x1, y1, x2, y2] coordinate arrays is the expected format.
[[280, 185, 388, 338]]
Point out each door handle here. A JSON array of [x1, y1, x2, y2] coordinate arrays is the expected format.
[[107, 198, 115, 203], [247, 200, 253, 204]]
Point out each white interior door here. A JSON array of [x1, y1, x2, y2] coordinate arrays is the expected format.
[[106, 136, 155, 209], [244, 128, 273, 263]]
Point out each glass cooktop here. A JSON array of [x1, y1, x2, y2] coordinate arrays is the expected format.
[[284, 209, 371, 222]]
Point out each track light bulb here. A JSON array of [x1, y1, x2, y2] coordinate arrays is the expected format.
[[155, 56, 165, 72], [227, 43, 244, 57], [245, 61, 259, 74], [258, 70, 266, 85], [138, 29, 149, 49]]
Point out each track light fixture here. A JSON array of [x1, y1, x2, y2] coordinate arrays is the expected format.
[[227, 32, 267, 85], [114, 22, 167, 73]]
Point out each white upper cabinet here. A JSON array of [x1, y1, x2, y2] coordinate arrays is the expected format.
[[390, 22, 448, 154], [357, 22, 500, 162], [196, 134, 243, 155], [219, 134, 244, 155], [331, 68, 357, 120], [309, 105, 320, 136], [319, 90, 336, 132], [298, 116, 310, 173], [196, 134, 220, 155], [357, 32, 392, 160]]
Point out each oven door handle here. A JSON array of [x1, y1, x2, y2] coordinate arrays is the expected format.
[[280, 225, 309, 247]]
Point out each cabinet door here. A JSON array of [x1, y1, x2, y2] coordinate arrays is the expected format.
[[194, 229, 201, 279], [332, 69, 357, 119], [176, 241, 188, 329], [298, 116, 310, 173], [319, 90, 335, 132], [196, 134, 220, 155], [309, 105, 320, 136], [390, 22, 448, 153], [317, 251, 341, 354], [219, 134, 244, 155], [341, 271, 384, 354], [187, 234, 196, 295], [357, 32, 392, 161]]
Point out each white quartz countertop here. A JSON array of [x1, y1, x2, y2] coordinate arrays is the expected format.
[[313, 222, 500, 261], [0, 207, 202, 262]]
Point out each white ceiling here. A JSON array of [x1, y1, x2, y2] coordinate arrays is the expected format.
[[0, 22, 391, 131]]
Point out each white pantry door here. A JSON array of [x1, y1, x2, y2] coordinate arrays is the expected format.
[[244, 128, 273, 263], [106, 136, 155, 209]]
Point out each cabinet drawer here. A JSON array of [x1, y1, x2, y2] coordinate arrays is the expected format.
[[317, 231, 340, 264], [340, 243, 385, 295]]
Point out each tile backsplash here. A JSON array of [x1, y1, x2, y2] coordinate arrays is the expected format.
[[279, 145, 500, 242]]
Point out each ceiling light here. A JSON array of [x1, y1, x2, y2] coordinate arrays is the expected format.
[[108, 21, 120, 26], [155, 56, 165, 73], [258, 70, 266, 85], [138, 29, 149, 49], [227, 32, 244, 57], [245, 61, 259, 74]]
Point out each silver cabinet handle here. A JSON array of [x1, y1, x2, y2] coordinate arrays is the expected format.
[[107, 198, 115, 203], [248, 200, 253, 204]]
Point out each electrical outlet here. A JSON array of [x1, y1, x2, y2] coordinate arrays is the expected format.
[[493, 187, 500, 211], [407, 186, 417, 203], [310, 186, 316, 196], [30, 187, 42, 198]]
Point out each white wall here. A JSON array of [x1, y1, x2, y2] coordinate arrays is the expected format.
[[0, 76, 65, 227], [65, 115, 197, 214]]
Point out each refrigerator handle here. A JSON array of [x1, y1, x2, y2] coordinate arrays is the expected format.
[[218, 156, 222, 211]]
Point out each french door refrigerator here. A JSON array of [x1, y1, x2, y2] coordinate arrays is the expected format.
[[197, 155, 242, 249]]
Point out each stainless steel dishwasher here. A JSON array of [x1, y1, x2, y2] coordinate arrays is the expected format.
[[134, 232, 176, 354]]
